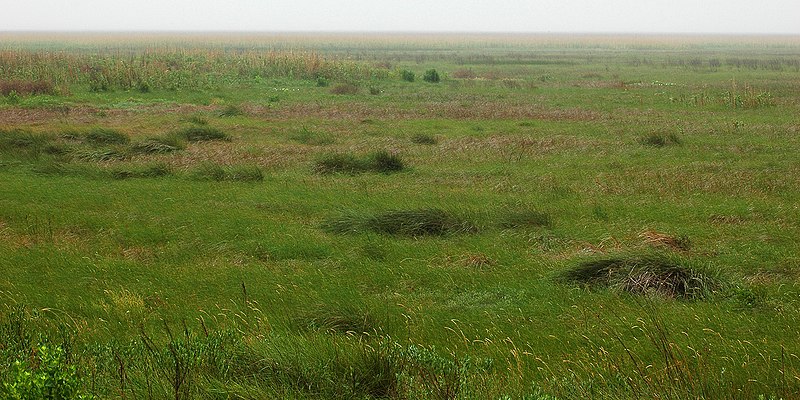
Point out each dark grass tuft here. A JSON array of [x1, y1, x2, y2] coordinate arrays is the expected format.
[[367, 150, 405, 173], [179, 126, 230, 142], [218, 104, 244, 117], [84, 128, 130, 146], [313, 150, 405, 175], [499, 208, 552, 229], [639, 132, 682, 147], [410, 133, 438, 145], [558, 253, 718, 299], [323, 208, 476, 237], [289, 126, 335, 146]]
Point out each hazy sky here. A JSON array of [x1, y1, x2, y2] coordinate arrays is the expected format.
[[2, 0, 799, 34]]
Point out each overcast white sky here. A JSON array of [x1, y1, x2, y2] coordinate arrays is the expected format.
[[1, 0, 799, 34]]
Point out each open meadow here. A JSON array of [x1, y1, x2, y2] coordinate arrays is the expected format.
[[1, 33, 799, 399]]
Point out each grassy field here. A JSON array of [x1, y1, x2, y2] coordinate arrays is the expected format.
[[1, 33, 799, 399]]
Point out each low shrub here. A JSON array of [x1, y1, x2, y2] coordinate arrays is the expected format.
[[423, 69, 441, 83], [400, 70, 416, 82]]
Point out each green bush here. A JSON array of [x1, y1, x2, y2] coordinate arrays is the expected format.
[[423, 69, 441, 83], [401, 70, 415, 82], [1, 345, 93, 400]]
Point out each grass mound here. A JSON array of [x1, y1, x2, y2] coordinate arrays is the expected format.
[[639, 132, 681, 147], [0, 130, 54, 159], [289, 126, 335, 145], [129, 136, 185, 154], [410, 133, 437, 145], [179, 126, 230, 142], [313, 150, 404, 174], [84, 128, 130, 146], [559, 253, 718, 299], [323, 208, 475, 237]]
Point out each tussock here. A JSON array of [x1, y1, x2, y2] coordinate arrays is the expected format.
[[559, 253, 718, 299]]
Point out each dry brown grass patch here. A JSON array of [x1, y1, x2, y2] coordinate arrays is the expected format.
[[638, 230, 691, 252]]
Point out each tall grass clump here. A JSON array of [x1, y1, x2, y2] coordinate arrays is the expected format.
[[289, 126, 335, 146], [423, 69, 441, 83], [128, 135, 185, 154], [178, 126, 230, 142], [499, 208, 552, 229], [558, 252, 719, 299], [313, 151, 404, 174], [189, 163, 263, 182], [0, 129, 53, 159], [400, 70, 416, 82], [323, 208, 476, 237], [84, 128, 130, 146], [410, 133, 437, 145]]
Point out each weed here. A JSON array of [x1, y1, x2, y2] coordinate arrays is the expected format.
[[2, 344, 93, 399], [559, 253, 719, 299], [369, 86, 381, 95], [178, 126, 230, 142], [423, 69, 441, 83], [316, 76, 329, 87]]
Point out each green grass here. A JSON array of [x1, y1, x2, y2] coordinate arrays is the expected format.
[[1, 33, 799, 399]]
